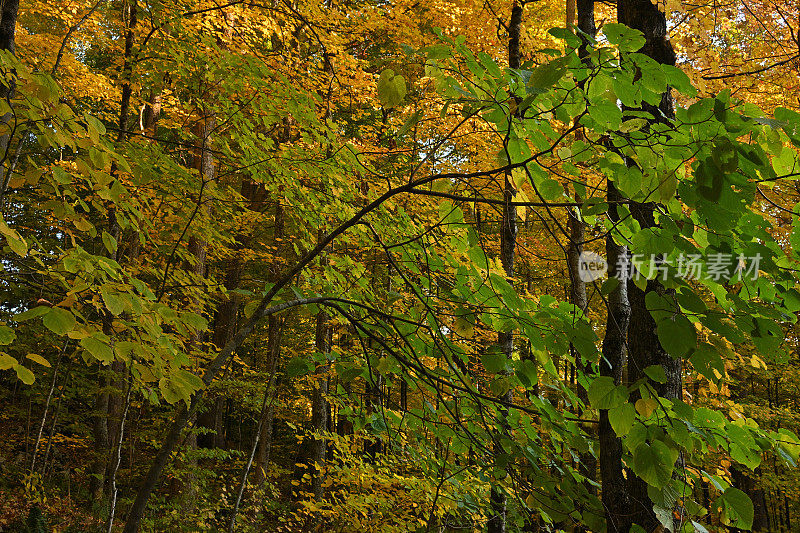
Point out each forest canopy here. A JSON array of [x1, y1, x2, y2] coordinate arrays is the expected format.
[[1, 0, 799, 532]]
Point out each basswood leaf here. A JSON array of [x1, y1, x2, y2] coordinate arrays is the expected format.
[[102, 231, 117, 254], [101, 287, 125, 316], [482, 352, 507, 374], [14, 364, 35, 385], [0, 213, 28, 256], [26, 353, 50, 367], [588, 376, 629, 409], [602, 23, 646, 52], [526, 59, 566, 93], [13, 306, 49, 322], [377, 69, 407, 109], [80, 335, 114, 364], [608, 403, 635, 437], [0, 325, 15, 345], [643, 365, 667, 383], [656, 315, 696, 357], [515, 358, 538, 389], [689, 343, 725, 381], [635, 397, 658, 417], [159, 377, 183, 405], [176, 369, 204, 392], [717, 487, 754, 530], [0, 353, 17, 370], [43, 307, 76, 336], [632, 440, 678, 488], [287, 356, 313, 378]]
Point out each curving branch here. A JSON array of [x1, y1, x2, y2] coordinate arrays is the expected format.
[[51, 0, 107, 76]]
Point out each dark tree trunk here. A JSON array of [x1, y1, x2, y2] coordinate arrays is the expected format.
[[572, 0, 597, 506], [311, 309, 330, 500], [598, 182, 632, 533], [615, 0, 680, 530], [489, 5, 521, 532], [254, 315, 283, 485], [90, 368, 110, 504], [0, 0, 19, 54], [198, 259, 242, 450]]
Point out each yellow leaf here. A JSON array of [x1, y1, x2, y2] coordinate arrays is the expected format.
[[635, 398, 658, 417], [26, 353, 51, 367]]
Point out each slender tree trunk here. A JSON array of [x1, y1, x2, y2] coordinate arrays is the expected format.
[[488, 5, 521, 532], [254, 315, 283, 484], [572, 0, 597, 502], [198, 259, 241, 449], [90, 366, 111, 504], [254, 200, 286, 484], [598, 183, 631, 533], [90, 0, 137, 507], [311, 309, 330, 500], [0, 0, 18, 53]]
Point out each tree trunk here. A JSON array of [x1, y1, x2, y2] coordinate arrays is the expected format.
[[488, 5, 521, 532], [0, 0, 19, 204], [311, 309, 330, 500], [616, 0, 680, 530], [598, 181, 632, 532], [572, 0, 597, 503], [254, 315, 283, 485], [90, 0, 137, 507]]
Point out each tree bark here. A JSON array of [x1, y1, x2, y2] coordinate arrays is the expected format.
[[488, 5, 521, 533], [0, 0, 19, 202], [598, 182, 632, 532], [311, 309, 330, 500], [615, 0, 680, 530], [254, 315, 283, 485]]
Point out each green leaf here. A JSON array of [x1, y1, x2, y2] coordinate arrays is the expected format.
[[526, 59, 566, 93], [243, 300, 258, 319], [176, 369, 204, 393], [53, 166, 72, 184], [287, 356, 313, 378], [689, 344, 724, 381], [13, 364, 35, 385], [377, 69, 407, 109], [397, 109, 422, 138], [101, 287, 125, 316], [181, 312, 208, 331], [608, 403, 636, 437], [14, 305, 50, 322], [482, 351, 507, 374], [588, 376, 629, 409], [643, 365, 667, 384], [717, 487, 754, 530], [602, 23, 646, 52], [656, 315, 696, 357], [102, 231, 118, 254], [632, 440, 678, 488], [0, 325, 15, 345], [80, 335, 114, 364], [661, 65, 696, 96], [42, 307, 76, 336], [515, 358, 538, 389], [0, 353, 17, 370], [159, 377, 183, 405], [0, 213, 28, 256]]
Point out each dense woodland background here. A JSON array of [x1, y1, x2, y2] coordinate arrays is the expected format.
[[0, 0, 799, 531]]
